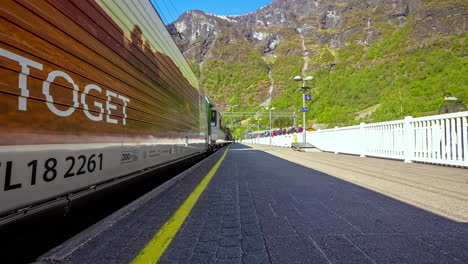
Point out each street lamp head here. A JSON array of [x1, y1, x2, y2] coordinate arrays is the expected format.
[[304, 76, 314, 81], [293, 76, 303, 81]]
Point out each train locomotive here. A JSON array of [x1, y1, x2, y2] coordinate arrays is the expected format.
[[0, 0, 231, 223]]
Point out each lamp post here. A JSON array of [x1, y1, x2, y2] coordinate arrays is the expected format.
[[293, 75, 313, 143], [227, 104, 239, 128], [265, 107, 275, 145], [256, 118, 262, 131]]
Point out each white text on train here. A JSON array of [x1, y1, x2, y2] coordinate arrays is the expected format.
[[0, 48, 130, 125]]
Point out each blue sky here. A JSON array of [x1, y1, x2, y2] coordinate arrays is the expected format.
[[151, 0, 273, 24]]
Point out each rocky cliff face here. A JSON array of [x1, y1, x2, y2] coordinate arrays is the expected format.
[[168, 0, 444, 62]]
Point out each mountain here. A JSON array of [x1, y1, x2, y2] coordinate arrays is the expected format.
[[168, 0, 467, 129]]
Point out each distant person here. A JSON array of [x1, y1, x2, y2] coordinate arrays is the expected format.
[[438, 93, 467, 114], [298, 125, 304, 133]]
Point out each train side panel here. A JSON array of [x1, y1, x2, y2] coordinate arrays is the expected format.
[[206, 102, 229, 146], [216, 112, 228, 144], [0, 0, 206, 216]]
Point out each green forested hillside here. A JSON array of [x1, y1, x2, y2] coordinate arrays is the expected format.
[[276, 31, 467, 126], [187, 1, 467, 134], [198, 32, 270, 107]]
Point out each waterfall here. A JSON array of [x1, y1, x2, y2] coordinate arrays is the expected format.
[[300, 35, 309, 75], [260, 66, 275, 107]]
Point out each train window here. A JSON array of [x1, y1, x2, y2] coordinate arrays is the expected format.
[[210, 110, 217, 127]]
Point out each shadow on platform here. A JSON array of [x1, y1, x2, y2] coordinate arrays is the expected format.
[[162, 143, 468, 263]]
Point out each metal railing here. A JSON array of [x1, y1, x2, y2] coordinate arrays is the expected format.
[[243, 112, 468, 167]]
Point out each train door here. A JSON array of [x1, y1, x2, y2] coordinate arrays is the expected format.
[[210, 109, 217, 128]]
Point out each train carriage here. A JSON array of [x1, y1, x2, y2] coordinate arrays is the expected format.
[[0, 0, 229, 221], [206, 97, 231, 150]]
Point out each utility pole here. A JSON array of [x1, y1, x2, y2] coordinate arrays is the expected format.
[[294, 76, 314, 143], [265, 107, 275, 146]]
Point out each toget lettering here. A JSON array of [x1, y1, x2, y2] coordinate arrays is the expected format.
[[0, 48, 43, 111], [43, 70, 80, 117], [0, 47, 130, 125], [82, 84, 104, 121], [105, 90, 118, 124]]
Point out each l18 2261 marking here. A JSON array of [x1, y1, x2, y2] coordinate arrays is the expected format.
[[1, 153, 103, 192]]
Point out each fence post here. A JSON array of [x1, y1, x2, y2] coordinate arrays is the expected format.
[[360, 122, 366, 157], [334, 126, 339, 154], [404, 116, 414, 163]]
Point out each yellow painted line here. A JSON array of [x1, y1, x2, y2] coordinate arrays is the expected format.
[[131, 146, 230, 264]]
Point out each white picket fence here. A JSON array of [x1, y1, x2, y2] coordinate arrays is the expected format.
[[243, 112, 468, 167]]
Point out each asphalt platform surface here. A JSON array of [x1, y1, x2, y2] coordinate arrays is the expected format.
[[39, 143, 468, 264]]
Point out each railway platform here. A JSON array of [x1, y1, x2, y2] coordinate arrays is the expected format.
[[37, 144, 468, 264]]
